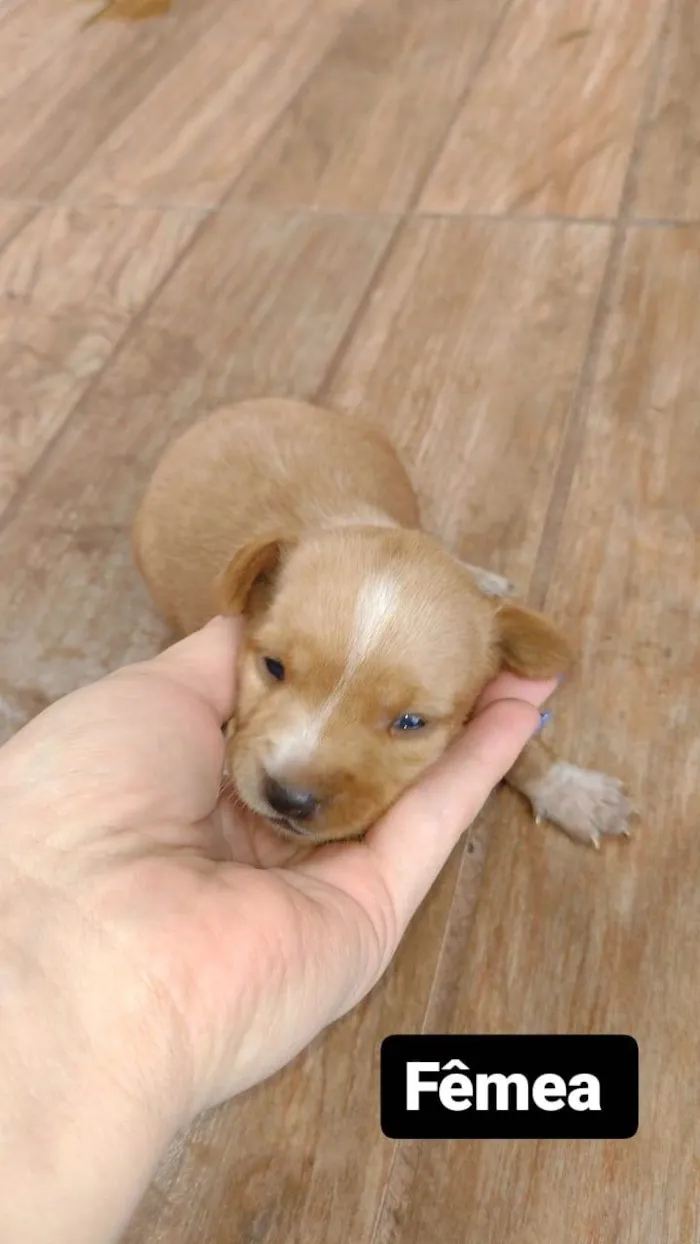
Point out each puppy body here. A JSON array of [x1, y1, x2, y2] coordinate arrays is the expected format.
[[134, 400, 632, 847], [133, 398, 511, 624], [133, 401, 420, 636]]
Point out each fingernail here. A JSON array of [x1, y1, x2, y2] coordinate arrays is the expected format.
[[535, 710, 553, 735]]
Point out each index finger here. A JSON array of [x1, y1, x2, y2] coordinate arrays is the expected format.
[[141, 614, 243, 725]]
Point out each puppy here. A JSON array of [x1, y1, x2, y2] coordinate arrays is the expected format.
[[133, 399, 632, 848]]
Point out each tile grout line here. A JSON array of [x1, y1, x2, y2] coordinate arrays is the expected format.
[[3, 196, 699, 229], [0, 0, 366, 542], [527, 0, 674, 612]]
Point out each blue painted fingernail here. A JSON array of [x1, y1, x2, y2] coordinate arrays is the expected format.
[[536, 710, 553, 734]]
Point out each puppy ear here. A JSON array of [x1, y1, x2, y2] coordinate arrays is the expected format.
[[495, 601, 574, 679], [215, 534, 294, 617]]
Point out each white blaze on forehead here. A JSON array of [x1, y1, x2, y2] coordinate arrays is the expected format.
[[350, 574, 401, 665], [267, 573, 401, 771]]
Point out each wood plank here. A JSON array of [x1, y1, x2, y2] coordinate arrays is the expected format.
[[0, 207, 395, 741], [64, 0, 359, 207], [0, 0, 234, 198], [123, 218, 605, 1243], [325, 218, 611, 587], [374, 224, 700, 1244], [0, 0, 89, 101], [234, 0, 503, 211], [0, 202, 35, 249], [420, 0, 664, 218], [0, 205, 201, 518], [634, 0, 700, 219]]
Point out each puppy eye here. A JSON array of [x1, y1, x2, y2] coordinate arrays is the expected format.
[[263, 657, 285, 682], [392, 713, 427, 732]]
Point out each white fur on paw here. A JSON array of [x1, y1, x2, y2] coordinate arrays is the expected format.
[[529, 762, 634, 848], [464, 564, 518, 598]]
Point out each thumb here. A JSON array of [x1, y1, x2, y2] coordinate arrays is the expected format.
[[366, 690, 553, 930]]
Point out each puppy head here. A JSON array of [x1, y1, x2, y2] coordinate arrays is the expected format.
[[217, 528, 573, 843]]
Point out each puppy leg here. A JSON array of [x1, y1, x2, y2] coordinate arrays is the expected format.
[[506, 737, 634, 849], [462, 563, 518, 598]]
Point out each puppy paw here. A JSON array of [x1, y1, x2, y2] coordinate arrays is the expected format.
[[464, 564, 518, 598], [528, 761, 635, 849]]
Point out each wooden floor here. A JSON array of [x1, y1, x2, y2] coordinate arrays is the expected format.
[[1, 0, 699, 1240]]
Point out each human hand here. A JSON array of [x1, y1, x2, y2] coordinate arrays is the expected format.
[[0, 617, 554, 1244]]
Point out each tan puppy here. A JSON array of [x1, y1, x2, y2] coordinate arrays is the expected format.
[[133, 399, 632, 848]]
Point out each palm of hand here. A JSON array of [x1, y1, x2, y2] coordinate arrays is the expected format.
[[1, 642, 396, 1116], [0, 617, 545, 1123]]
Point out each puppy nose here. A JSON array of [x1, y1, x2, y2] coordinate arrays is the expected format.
[[264, 774, 319, 821]]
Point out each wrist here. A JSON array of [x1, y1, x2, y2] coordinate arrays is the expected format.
[[0, 859, 191, 1244]]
